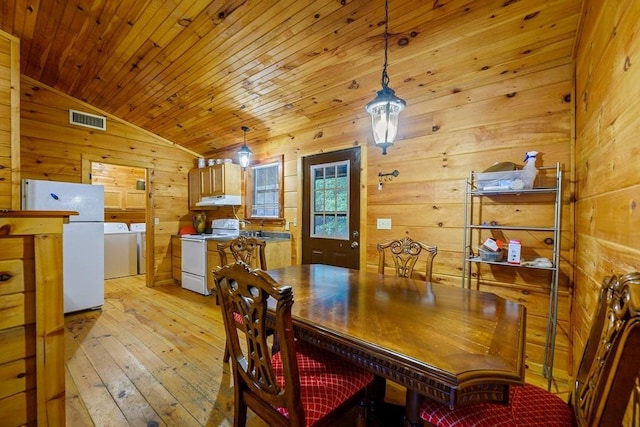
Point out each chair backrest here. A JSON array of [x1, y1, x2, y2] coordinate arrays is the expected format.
[[218, 236, 267, 270], [572, 272, 640, 426], [213, 261, 304, 425], [377, 237, 437, 281]]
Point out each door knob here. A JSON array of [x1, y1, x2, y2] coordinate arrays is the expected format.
[[351, 241, 359, 249]]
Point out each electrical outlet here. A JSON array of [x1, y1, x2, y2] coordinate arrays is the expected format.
[[377, 218, 392, 229]]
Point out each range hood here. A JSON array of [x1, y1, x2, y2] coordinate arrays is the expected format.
[[195, 195, 241, 206]]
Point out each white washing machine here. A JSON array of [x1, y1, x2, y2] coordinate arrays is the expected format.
[[103, 222, 138, 279], [130, 222, 146, 274]]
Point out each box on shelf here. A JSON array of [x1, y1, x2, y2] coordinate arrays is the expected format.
[[478, 247, 505, 262], [475, 169, 537, 191], [482, 237, 502, 252], [507, 239, 522, 264]]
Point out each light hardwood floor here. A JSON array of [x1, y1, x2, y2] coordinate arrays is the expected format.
[[66, 275, 263, 426], [64, 275, 568, 426], [65, 275, 373, 427]]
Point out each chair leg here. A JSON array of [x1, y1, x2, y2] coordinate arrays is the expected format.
[[234, 389, 247, 427], [370, 375, 386, 409], [223, 343, 230, 362], [355, 398, 368, 427]]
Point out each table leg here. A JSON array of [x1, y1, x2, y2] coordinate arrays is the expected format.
[[404, 390, 425, 427], [367, 376, 386, 424]]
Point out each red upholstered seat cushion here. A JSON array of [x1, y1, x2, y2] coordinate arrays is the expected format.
[[271, 341, 374, 426], [419, 383, 572, 427], [232, 311, 244, 325]]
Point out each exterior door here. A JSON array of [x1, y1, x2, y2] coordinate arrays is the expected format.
[[302, 147, 360, 269]]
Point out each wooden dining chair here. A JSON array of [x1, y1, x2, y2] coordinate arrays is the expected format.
[[217, 235, 267, 270], [419, 271, 640, 427], [377, 237, 437, 281], [213, 261, 374, 427], [217, 235, 270, 363]]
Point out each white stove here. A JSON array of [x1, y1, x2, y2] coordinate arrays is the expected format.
[[180, 218, 240, 241], [180, 219, 240, 295]]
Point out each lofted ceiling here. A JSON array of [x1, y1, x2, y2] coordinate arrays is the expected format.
[[2, 0, 583, 157]]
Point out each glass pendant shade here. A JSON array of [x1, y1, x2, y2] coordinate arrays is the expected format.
[[237, 126, 252, 168], [237, 144, 252, 168], [365, 86, 406, 155]]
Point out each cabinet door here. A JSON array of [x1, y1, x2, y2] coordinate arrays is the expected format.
[[265, 241, 291, 270], [221, 163, 241, 196], [211, 165, 224, 195], [204, 164, 232, 196], [125, 190, 146, 209], [104, 189, 123, 209], [200, 167, 215, 196]]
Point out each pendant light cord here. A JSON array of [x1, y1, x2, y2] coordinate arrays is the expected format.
[[381, 0, 390, 88], [242, 126, 249, 145]]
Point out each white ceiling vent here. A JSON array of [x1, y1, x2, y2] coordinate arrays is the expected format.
[[69, 109, 107, 131]]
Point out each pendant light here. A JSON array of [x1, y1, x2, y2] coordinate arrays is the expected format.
[[237, 126, 252, 168], [365, 0, 406, 155]]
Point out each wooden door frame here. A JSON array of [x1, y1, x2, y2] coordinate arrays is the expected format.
[[81, 154, 155, 287], [294, 145, 368, 268]]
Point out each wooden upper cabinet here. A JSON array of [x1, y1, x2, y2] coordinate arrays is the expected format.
[[189, 163, 241, 209], [200, 163, 240, 197], [0, 30, 20, 210], [103, 189, 146, 210], [125, 189, 146, 209]]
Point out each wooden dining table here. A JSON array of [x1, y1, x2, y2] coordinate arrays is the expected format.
[[266, 264, 526, 426]]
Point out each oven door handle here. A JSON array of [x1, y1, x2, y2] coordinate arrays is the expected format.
[[181, 236, 206, 242]]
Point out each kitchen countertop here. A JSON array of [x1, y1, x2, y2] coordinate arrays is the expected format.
[[175, 232, 291, 242], [241, 231, 291, 241]]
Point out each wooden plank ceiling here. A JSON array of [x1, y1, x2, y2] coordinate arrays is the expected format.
[[1, 0, 582, 157]]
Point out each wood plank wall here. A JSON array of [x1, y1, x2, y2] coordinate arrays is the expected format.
[[574, 0, 640, 371], [19, 76, 197, 286]]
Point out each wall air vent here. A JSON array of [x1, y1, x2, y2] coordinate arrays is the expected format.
[[69, 109, 107, 131]]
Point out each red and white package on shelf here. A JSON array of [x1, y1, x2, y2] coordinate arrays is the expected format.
[[482, 238, 502, 252], [507, 239, 522, 264]]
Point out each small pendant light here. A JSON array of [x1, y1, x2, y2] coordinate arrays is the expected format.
[[237, 126, 252, 168], [365, 0, 406, 155]]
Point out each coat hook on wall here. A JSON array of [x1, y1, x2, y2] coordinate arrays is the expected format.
[[378, 169, 399, 190]]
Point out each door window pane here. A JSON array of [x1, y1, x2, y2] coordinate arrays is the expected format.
[[310, 161, 349, 239]]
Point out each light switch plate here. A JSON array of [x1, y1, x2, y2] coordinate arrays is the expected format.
[[377, 218, 392, 229]]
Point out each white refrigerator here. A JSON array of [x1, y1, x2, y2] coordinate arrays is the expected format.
[[22, 179, 105, 314]]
